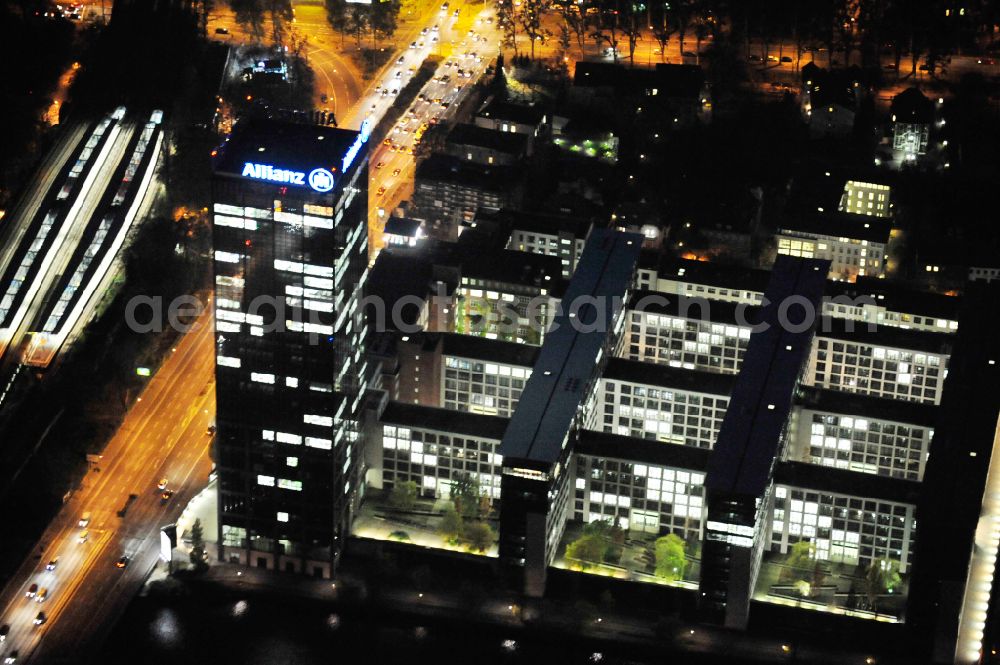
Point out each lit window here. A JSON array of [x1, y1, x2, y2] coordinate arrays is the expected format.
[[257, 474, 275, 486], [276, 511, 289, 522]]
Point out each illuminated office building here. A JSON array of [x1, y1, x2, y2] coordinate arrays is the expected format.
[[211, 117, 371, 577]]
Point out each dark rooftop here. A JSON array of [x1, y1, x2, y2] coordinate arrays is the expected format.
[[707, 255, 830, 498], [501, 229, 643, 465], [657, 257, 771, 294], [380, 401, 511, 440], [628, 289, 759, 327], [795, 385, 938, 427], [817, 316, 954, 355], [577, 429, 712, 472], [213, 116, 364, 184], [446, 123, 530, 155], [440, 333, 540, 367], [477, 100, 546, 126], [384, 217, 423, 237], [603, 357, 736, 396], [774, 461, 921, 505], [828, 276, 962, 321], [891, 87, 935, 124], [778, 211, 892, 244], [416, 153, 518, 191]]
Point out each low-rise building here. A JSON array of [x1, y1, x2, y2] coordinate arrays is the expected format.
[[444, 123, 530, 166], [776, 211, 891, 281], [412, 154, 523, 241]]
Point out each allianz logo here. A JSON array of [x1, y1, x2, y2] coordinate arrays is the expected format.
[[242, 163, 306, 185]]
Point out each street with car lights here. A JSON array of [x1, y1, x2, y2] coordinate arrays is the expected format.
[[0, 307, 215, 665]]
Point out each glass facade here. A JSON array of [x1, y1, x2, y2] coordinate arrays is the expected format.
[[442, 356, 531, 417], [381, 423, 503, 499], [622, 310, 751, 374], [770, 485, 917, 572], [594, 379, 729, 447], [574, 455, 705, 540], [213, 135, 369, 573], [808, 338, 947, 405]]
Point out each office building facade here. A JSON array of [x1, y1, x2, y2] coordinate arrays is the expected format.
[[211, 118, 371, 577]]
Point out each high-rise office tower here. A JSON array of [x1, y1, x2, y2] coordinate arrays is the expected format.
[[211, 117, 371, 577]]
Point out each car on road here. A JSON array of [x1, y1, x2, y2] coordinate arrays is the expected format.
[[978, 57, 996, 65], [376, 186, 386, 196], [46, 557, 59, 571], [206, 425, 216, 436], [395, 70, 402, 78], [319, 93, 328, 103], [392, 168, 401, 176], [396, 56, 405, 65], [1, 624, 9, 642], [214, 27, 229, 35], [116, 556, 129, 569], [160, 489, 174, 503], [748, 54, 761, 62], [375, 161, 385, 169], [79, 512, 91, 527], [440, 101, 451, 108], [780, 56, 793, 63], [884, 62, 897, 70], [26, 583, 38, 598], [78, 530, 89, 543], [409, 41, 417, 49], [382, 138, 391, 146], [36, 588, 48, 603], [4, 650, 17, 664], [34, 611, 46, 625], [390, 88, 399, 95], [683, 50, 697, 58], [453, 9, 459, 16], [157, 478, 168, 490], [421, 27, 428, 35]]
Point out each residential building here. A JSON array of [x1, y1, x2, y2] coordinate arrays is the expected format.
[[444, 123, 529, 166], [412, 154, 523, 241]]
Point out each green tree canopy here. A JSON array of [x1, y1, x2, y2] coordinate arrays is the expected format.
[[440, 502, 464, 539], [465, 521, 494, 552], [388, 480, 418, 511], [654, 533, 687, 581]]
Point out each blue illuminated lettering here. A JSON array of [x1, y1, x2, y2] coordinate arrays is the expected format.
[[242, 162, 306, 186], [341, 119, 372, 173]]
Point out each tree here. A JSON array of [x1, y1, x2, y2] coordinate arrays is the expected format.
[[325, 0, 350, 45], [496, 0, 518, 54], [371, 0, 400, 47], [654, 533, 687, 581], [519, 0, 551, 60], [388, 480, 418, 511], [651, 1, 678, 62], [189, 518, 208, 572], [465, 521, 494, 552], [565, 533, 606, 566], [266, 0, 294, 47], [781, 540, 816, 584], [451, 471, 480, 517], [864, 558, 901, 613], [348, 3, 369, 46], [590, 1, 621, 64], [231, 0, 266, 42], [563, 3, 589, 55], [621, 1, 643, 65], [440, 503, 464, 540]]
